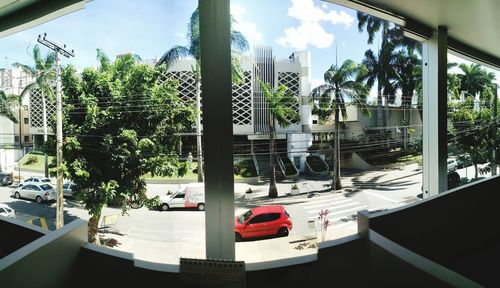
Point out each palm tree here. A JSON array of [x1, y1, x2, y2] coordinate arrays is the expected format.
[[310, 60, 370, 190], [393, 46, 422, 149], [0, 91, 18, 123], [259, 80, 300, 198], [457, 63, 496, 100], [361, 43, 398, 134], [157, 7, 249, 182], [13, 44, 55, 177]]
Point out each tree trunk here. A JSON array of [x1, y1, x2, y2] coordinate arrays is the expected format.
[[474, 163, 478, 179], [88, 213, 101, 245], [195, 75, 203, 182], [385, 95, 390, 147], [332, 106, 342, 190], [269, 118, 278, 198], [377, 87, 383, 133]]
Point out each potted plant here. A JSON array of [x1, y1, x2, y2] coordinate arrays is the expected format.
[[290, 183, 300, 195], [245, 187, 253, 200]]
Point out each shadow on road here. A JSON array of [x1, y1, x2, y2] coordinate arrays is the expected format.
[[2, 197, 80, 230]]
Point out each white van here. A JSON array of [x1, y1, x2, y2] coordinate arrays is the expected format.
[[160, 183, 205, 211]]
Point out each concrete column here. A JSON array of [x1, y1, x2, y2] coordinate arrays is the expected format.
[[422, 26, 448, 198], [199, 0, 235, 260]]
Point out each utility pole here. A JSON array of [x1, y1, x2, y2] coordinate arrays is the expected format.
[[37, 33, 74, 229]]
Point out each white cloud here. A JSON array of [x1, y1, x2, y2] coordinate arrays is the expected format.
[[230, 4, 262, 49], [278, 22, 333, 50], [277, 0, 354, 50]]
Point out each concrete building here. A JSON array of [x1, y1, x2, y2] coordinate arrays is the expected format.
[[1, 0, 500, 287], [165, 46, 313, 173]]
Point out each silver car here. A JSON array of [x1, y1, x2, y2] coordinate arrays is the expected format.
[[12, 183, 56, 204], [0, 203, 15, 218], [63, 181, 75, 198], [18, 176, 52, 188]]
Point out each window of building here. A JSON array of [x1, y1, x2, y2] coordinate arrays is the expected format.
[[14, 136, 20, 143], [24, 118, 29, 124], [24, 136, 30, 142]]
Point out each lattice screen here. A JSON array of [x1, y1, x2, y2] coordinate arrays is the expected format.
[[164, 70, 253, 126], [163, 71, 197, 103], [232, 71, 252, 125], [29, 88, 55, 130], [278, 72, 300, 124]]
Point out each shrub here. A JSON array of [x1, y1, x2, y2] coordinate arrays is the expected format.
[[25, 155, 39, 165], [144, 196, 162, 210], [233, 159, 257, 177]]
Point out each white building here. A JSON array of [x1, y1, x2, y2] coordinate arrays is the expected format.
[[164, 46, 313, 174]]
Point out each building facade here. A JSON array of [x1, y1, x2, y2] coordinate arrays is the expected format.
[[164, 46, 313, 172]]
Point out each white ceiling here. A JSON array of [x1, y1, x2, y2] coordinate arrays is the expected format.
[[331, 0, 500, 67]]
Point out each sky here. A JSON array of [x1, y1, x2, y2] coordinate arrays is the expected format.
[[0, 0, 498, 98]]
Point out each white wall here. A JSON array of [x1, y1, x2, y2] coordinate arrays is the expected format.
[[287, 133, 312, 172], [0, 115, 15, 145]]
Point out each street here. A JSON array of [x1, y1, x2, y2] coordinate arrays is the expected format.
[[0, 165, 428, 263]]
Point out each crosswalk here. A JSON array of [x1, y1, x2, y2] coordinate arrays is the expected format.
[[302, 193, 367, 227]]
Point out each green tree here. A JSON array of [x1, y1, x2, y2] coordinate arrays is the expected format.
[[448, 96, 493, 179], [61, 51, 195, 244], [157, 7, 249, 182], [457, 63, 496, 100], [259, 80, 300, 198], [361, 43, 398, 132], [310, 60, 370, 190], [0, 91, 18, 123], [393, 46, 421, 149]]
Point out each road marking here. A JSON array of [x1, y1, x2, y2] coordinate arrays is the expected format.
[[304, 199, 354, 210], [39, 217, 48, 230], [363, 191, 399, 203], [307, 202, 360, 214], [307, 205, 367, 221], [26, 217, 49, 230]]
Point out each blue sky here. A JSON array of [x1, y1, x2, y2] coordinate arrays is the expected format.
[[0, 0, 376, 84], [0, 0, 497, 93]]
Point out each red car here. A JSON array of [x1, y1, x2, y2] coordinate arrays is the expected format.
[[234, 205, 293, 241]]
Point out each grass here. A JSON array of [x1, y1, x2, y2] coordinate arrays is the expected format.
[[19, 154, 55, 171], [396, 154, 422, 163], [19, 154, 247, 181]]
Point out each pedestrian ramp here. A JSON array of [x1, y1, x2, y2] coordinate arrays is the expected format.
[[302, 194, 367, 224]]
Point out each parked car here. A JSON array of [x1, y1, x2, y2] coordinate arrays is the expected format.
[[159, 182, 205, 211], [0, 172, 13, 186], [17, 176, 51, 188], [12, 183, 56, 204], [234, 205, 293, 241], [63, 181, 75, 198], [0, 203, 15, 218], [447, 158, 458, 172]]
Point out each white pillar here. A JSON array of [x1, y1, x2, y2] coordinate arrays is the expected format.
[[199, 0, 235, 260], [422, 26, 448, 198]]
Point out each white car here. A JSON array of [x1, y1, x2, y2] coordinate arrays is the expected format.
[[12, 183, 56, 204], [447, 159, 458, 172], [0, 203, 15, 218], [160, 182, 205, 211], [18, 176, 52, 188]]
